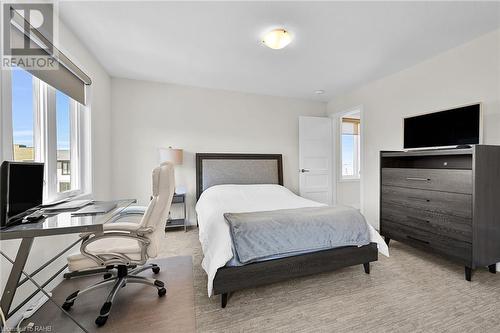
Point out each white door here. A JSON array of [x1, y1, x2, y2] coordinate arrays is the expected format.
[[299, 116, 333, 205]]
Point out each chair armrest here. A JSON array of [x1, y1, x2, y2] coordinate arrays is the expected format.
[[80, 231, 151, 266], [79, 223, 152, 239]]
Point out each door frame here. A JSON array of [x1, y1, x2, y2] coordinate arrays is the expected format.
[[330, 105, 364, 212]]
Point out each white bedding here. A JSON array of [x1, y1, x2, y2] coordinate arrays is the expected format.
[[195, 184, 389, 296]]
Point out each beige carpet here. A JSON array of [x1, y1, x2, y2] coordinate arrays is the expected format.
[[29, 256, 195, 333], [161, 229, 500, 333]]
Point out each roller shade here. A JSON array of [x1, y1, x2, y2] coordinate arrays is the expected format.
[[341, 118, 360, 135], [6, 7, 91, 105]]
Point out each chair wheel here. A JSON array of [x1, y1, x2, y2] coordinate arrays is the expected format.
[[103, 273, 112, 279], [158, 287, 166, 297], [152, 266, 160, 274], [62, 301, 74, 311], [95, 315, 108, 327]]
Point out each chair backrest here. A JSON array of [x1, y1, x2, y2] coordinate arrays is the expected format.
[[139, 162, 175, 258]]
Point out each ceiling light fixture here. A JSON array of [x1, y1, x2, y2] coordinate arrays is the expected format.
[[314, 90, 325, 95], [262, 28, 292, 50]]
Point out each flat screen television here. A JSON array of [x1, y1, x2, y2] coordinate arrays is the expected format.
[[0, 161, 44, 228], [404, 104, 481, 149]]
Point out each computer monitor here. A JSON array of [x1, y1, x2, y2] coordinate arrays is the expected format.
[[0, 161, 44, 228]]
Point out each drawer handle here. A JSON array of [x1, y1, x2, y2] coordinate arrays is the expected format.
[[407, 196, 431, 202], [406, 177, 431, 181], [407, 216, 430, 224], [407, 235, 430, 244]]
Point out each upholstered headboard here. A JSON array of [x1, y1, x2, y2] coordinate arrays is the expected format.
[[195, 153, 283, 199]]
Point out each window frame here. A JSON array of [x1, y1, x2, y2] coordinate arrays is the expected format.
[[61, 161, 70, 175], [46, 83, 84, 201], [0, 67, 13, 161], [1, 69, 91, 203], [339, 111, 361, 182]]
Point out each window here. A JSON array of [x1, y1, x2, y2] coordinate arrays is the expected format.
[[340, 114, 360, 180], [61, 161, 71, 175], [59, 182, 71, 192], [7, 68, 88, 201], [56, 90, 79, 192], [11, 70, 35, 162]]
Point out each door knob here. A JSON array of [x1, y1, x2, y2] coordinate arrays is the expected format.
[[300, 169, 310, 173]]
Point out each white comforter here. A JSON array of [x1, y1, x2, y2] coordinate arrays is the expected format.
[[195, 184, 389, 296]]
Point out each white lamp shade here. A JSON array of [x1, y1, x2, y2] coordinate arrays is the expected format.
[[159, 147, 183, 165]]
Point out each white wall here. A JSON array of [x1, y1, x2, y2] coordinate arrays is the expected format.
[[327, 29, 500, 229], [336, 181, 360, 208], [0, 20, 112, 321], [111, 78, 327, 224]]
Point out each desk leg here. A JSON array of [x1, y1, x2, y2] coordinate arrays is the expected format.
[[1, 237, 34, 319]]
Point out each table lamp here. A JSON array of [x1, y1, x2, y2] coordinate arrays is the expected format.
[[159, 147, 184, 194], [159, 147, 183, 165]]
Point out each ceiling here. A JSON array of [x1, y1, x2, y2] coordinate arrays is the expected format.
[[59, 1, 500, 102]]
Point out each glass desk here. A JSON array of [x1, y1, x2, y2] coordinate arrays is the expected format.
[[0, 199, 136, 331], [0, 200, 136, 241]]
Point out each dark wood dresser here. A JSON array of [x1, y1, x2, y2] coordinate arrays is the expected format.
[[380, 145, 500, 281]]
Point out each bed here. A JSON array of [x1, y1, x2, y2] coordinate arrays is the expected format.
[[195, 153, 388, 307]]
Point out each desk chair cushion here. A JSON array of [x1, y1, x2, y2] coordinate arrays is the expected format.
[[67, 237, 142, 271]]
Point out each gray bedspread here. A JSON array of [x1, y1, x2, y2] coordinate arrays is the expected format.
[[224, 206, 371, 264]]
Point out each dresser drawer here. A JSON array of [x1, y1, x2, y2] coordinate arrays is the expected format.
[[381, 186, 472, 219], [381, 168, 472, 194], [381, 220, 472, 264], [381, 203, 472, 242]]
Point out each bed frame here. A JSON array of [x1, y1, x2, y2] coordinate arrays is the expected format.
[[195, 153, 378, 308]]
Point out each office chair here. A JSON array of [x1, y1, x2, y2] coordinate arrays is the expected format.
[[62, 162, 175, 327], [62, 207, 148, 280]]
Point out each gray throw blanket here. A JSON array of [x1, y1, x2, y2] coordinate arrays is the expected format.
[[224, 206, 370, 264]]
